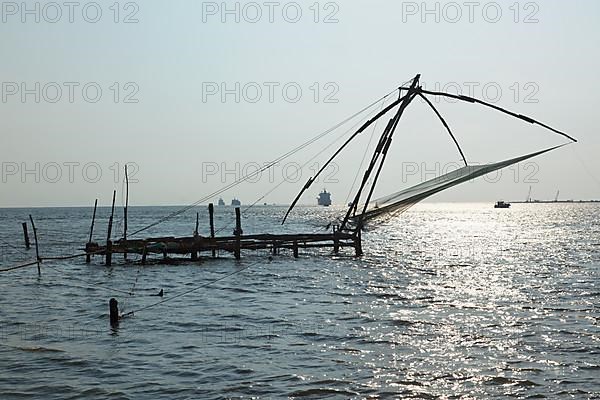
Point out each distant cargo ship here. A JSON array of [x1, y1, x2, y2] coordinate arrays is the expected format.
[[231, 198, 241, 206], [218, 198, 225, 206], [317, 190, 332, 206]]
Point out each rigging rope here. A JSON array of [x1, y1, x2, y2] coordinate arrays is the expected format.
[[344, 95, 390, 205], [128, 87, 402, 238], [42, 263, 134, 296], [0, 260, 39, 273], [122, 258, 272, 318], [212, 107, 379, 236]]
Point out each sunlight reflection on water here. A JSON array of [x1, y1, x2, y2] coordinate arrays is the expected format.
[[0, 203, 599, 398]]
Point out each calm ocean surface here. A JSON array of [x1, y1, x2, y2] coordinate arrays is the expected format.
[[1, 203, 599, 399]]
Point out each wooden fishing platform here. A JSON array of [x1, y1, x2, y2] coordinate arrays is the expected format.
[[85, 199, 362, 266], [86, 229, 362, 265]]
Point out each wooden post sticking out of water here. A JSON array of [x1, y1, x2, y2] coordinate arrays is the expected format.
[[191, 212, 200, 260], [28, 215, 40, 275], [333, 225, 340, 254], [208, 203, 215, 258], [141, 244, 148, 265], [355, 227, 363, 257], [22, 222, 30, 249], [234, 207, 241, 260], [106, 190, 116, 267], [123, 165, 129, 261], [86, 199, 98, 263], [293, 240, 299, 258], [109, 298, 119, 326]]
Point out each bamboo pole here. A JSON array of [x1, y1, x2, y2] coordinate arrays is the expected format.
[[123, 165, 129, 261], [191, 212, 199, 261], [86, 199, 98, 263], [209, 203, 215, 257], [28, 215, 40, 275], [106, 190, 116, 266], [355, 228, 363, 256], [22, 222, 30, 249], [234, 207, 241, 260], [333, 225, 339, 254]]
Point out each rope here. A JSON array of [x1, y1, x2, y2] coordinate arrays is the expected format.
[[122, 258, 272, 318], [213, 110, 375, 236], [42, 263, 134, 296], [41, 252, 96, 261], [571, 146, 600, 190], [0, 237, 30, 256], [128, 265, 143, 297], [345, 95, 389, 205], [0, 250, 106, 273], [0, 260, 39, 272], [128, 87, 401, 238]]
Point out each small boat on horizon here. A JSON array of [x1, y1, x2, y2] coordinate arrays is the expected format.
[[494, 201, 511, 209]]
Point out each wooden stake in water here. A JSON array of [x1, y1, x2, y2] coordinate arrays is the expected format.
[[109, 298, 119, 326], [106, 190, 116, 267], [22, 222, 30, 249], [191, 212, 200, 261], [234, 207, 241, 260], [28, 215, 40, 275], [123, 165, 129, 261], [355, 227, 363, 257], [86, 199, 98, 263], [209, 203, 215, 258]]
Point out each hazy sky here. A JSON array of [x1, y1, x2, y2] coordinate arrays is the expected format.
[[1, 0, 599, 207]]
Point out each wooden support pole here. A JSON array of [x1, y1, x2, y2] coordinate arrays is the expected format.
[[191, 212, 199, 260], [123, 166, 129, 261], [141, 245, 147, 265], [333, 225, 340, 254], [22, 222, 30, 249], [106, 190, 116, 267], [234, 207, 241, 260], [272, 241, 277, 256], [208, 203, 215, 257], [86, 199, 98, 263], [355, 227, 363, 257], [109, 298, 119, 326], [28, 215, 40, 275], [195, 212, 199, 236], [293, 240, 299, 258]]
